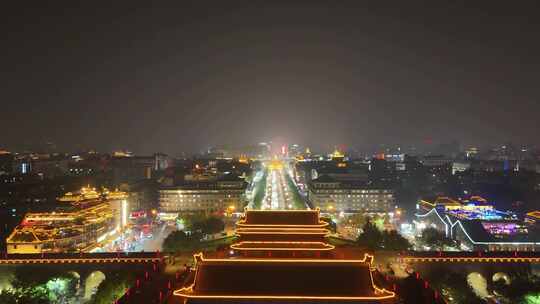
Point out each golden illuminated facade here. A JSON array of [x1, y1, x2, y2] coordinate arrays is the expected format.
[[267, 159, 283, 170], [6, 188, 122, 254], [58, 186, 100, 202], [104, 189, 129, 231], [232, 209, 334, 257], [526, 211, 540, 225], [331, 148, 345, 160]]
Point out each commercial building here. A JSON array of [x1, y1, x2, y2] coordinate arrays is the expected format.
[[111, 156, 154, 185], [159, 175, 247, 215], [525, 211, 540, 226], [31, 156, 70, 178], [0, 150, 13, 175], [420, 155, 452, 167], [123, 179, 159, 212], [103, 189, 129, 231], [295, 154, 369, 185], [206, 144, 270, 159], [6, 188, 119, 254], [416, 196, 539, 251], [308, 175, 394, 213], [452, 161, 471, 175]]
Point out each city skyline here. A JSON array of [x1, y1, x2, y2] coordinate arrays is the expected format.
[[3, 2, 540, 303], [3, 2, 540, 154]]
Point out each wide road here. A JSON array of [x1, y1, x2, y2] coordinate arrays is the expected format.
[[260, 160, 305, 210]]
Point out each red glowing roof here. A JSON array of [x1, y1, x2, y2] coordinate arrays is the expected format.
[[527, 211, 540, 219], [230, 241, 335, 251], [236, 210, 331, 246], [175, 254, 395, 303], [242, 209, 322, 226]]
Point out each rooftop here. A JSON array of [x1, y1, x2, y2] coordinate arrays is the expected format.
[[174, 253, 395, 303], [234, 209, 331, 252], [241, 209, 323, 226], [456, 220, 538, 243], [231, 241, 335, 251], [526, 211, 540, 220]]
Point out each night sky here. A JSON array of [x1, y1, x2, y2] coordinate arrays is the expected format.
[[2, 2, 539, 154]]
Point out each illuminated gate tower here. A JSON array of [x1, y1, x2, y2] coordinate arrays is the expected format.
[[174, 209, 395, 303], [231, 209, 334, 258]]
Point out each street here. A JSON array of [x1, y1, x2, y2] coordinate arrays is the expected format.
[[261, 160, 305, 210], [96, 222, 175, 253]]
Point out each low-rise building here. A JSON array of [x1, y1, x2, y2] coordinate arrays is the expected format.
[[452, 161, 471, 175], [420, 155, 453, 167], [525, 211, 540, 226], [416, 196, 539, 251], [0, 150, 13, 175], [308, 175, 394, 213], [6, 187, 129, 254], [159, 175, 247, 215], [7, 198, 114, 253]]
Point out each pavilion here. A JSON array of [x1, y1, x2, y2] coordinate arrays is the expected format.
[[231, 209, 334, 257], [174, 209, 395, 303], [174, 253, 395, 303]]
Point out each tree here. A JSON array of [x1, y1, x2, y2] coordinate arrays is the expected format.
[[88, 272, 134, 304], [0, 290, 18, 304], [356, 221, 383, 251], [203, 216, 225, 235], [523, 292, 540, 304], [162, 230, 203, 253], [420, 227, 454, 250], [45, 275, 78, 303], [189, 216, 225, 236], [357, 221, 411, 251], [424, 269, 484, 304], [346, 213, 367, 230], [381, 230, 411, 251], [493, 270, 540, 303], [183, 213, 206, 232], [0, 284, 51, 304], [12, 266, 65, 289]]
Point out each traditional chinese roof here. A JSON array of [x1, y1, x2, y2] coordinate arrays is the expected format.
[[239, 209, 326, 227], [7, 229, 41, 243], [527, 211, 540, 220], [235, 210, 331, 248], [231, 241, 335, 251], [174, 253, 395, 303]]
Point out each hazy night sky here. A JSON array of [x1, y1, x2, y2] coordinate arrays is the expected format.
[[2, 2, 539, 154]]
